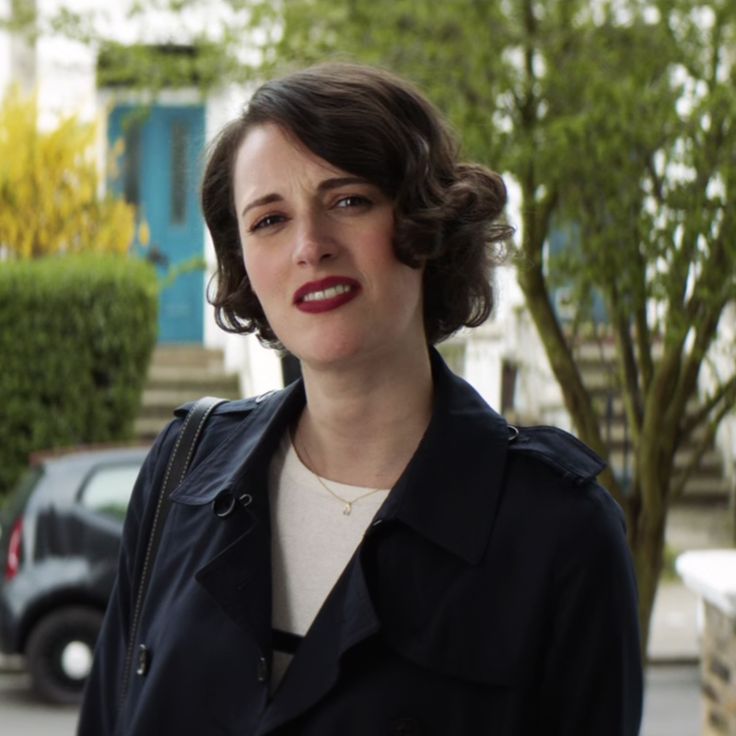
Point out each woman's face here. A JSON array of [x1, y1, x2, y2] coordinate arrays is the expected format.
[[232, 123, 426, 371]]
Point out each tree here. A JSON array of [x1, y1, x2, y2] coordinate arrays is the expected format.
[[0, 86, 136, 258], [251, 0, 736, 656]]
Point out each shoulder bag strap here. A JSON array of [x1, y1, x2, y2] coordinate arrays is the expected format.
[[119, 395, 227, 704]]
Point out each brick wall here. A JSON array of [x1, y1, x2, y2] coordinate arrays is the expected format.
[[702, 601, 736, 735]]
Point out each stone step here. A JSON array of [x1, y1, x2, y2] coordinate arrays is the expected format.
[[572, 340, 619, 362], [600, 422, 711, 447], [134, 416, 176, 441], [674, 449, 722, 474], [590, 395, 701, 417], [607, 448, 723, 476], [151, 345, 227, 369], [675, 475, 730, 501], [608, 466, 729, 501], [146, 365, 240, 393], [135, 345, 241, 442], [134, 390, 242, 440], [579, 374, 708, 407], [140, 387, 241, 413], [573, 339, 664, 364]]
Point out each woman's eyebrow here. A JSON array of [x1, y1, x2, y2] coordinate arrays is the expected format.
[[241, 177, 371, 218], [241, 193, 282, 218], [317, 176, 370, 192]]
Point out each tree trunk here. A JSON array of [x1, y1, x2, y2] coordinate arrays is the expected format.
[[628, 479, 667, 661]]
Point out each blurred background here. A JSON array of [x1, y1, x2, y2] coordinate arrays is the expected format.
[[1, 1, 735, 734]]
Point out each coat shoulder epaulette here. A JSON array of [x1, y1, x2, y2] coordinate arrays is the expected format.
[[173, 389, 280, 418], [507, 425, 606, 484]]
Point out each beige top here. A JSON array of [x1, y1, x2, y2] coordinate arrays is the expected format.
[[268, 432, 389, 689]]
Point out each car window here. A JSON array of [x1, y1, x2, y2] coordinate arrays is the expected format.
[[1, 467, 43, 525], [79, 464, 140, 521]]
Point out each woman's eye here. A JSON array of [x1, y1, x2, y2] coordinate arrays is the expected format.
[[249, 214, 285, 232], [335, 195, 371, 209]]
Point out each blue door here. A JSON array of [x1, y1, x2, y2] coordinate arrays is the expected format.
[[108, 104, 205, 343]]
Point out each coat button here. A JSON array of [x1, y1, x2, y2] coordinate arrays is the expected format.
[[212, 491, 237, 518], [136, 644, 151, 676], [390, 717, 422, 735], [256, 657, 269, 683]]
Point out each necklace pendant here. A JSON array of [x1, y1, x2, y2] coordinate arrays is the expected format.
[[343, 502, 352, 516]]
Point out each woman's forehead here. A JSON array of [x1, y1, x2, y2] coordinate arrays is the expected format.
[[233, 124, 356, 205]]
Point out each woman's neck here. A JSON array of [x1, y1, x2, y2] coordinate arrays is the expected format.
[[294, 346, 434, 489]]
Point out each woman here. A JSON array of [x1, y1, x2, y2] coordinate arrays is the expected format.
[[79, 63, 642, 735]]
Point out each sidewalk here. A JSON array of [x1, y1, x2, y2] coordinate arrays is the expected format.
[[650, 502, 733, 663], [648, 581, 700, 662], [640, 503, 733, 734]]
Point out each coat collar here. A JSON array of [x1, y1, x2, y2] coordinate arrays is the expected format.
[[171, 347, 510, 565], [381, 348, 510, 564]]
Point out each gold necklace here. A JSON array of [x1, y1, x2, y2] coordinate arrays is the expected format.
[[296, 437, 388, 516]]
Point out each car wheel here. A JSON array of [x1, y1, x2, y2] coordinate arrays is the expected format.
[[25, 606, 103, 704]]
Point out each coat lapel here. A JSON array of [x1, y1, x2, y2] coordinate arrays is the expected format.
[[256, 549, 380, 736], [256, 351, 512, 732], [193, 508, 273, 655], [169, 382, 305, 655]]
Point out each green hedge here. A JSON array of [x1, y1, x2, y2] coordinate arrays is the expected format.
[[0, 255, 158, 497]]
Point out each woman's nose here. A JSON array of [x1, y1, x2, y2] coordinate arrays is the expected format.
[[292, 213, 336, 266]]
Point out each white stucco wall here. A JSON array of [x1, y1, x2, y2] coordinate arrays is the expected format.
[[703, 303, 736, 496], [0, 0, 17, 93], [0, 0, 36, 96]]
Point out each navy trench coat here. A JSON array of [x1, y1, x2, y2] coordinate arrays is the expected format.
[[78, 351, 642, 735]]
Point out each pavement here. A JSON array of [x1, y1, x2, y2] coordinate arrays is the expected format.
[[648, 579, 700, 662], [639, 503, 733, 735], [650, 503, 734, 663]]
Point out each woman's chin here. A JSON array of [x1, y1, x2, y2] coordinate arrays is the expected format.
[[286, 336, 376, 372]]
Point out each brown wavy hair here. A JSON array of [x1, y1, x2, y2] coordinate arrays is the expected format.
[[202, 62, 513, 346]]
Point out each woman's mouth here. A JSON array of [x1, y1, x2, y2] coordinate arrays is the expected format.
[[294, 277, 361, 313]]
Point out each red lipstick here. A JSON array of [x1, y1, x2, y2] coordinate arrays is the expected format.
[[293, 276, 361, 313]]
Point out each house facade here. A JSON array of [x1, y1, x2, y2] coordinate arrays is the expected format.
[[0, 0, 524, 409], [2, 0, 733, 494], [0, 0, 286, 396]]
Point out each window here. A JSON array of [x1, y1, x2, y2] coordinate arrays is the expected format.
[[170, 121, 188, 224], [123, 122, 142, 206], [80, 464, 140, 521]]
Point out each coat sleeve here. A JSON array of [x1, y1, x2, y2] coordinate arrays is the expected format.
[[539, 482, 643, 736], [76, 419, 181, 736]]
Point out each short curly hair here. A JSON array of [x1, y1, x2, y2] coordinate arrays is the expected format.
[[202, 62, 512, 346]]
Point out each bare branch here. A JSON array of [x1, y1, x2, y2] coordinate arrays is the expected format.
[[635, 302, 654, 392], [645, 156, 665, 205], [516, 238, 626, 504], [609, 295, 644, 439], [669, 238, 732, 430], [679, 373, 736, 444], [671, 397, 733, 501]]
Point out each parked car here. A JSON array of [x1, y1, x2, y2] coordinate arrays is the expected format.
[[0, 446, 148, 704]]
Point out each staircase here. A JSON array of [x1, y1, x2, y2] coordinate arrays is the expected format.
[[574, 340, 729, 503], [135, 345, 242, 442]]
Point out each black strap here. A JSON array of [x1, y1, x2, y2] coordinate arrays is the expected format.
[[119, 396, 227, 704], [148, 396, 228, 556]]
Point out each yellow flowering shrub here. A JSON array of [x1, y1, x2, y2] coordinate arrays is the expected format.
[[0, 86, 136, 258]]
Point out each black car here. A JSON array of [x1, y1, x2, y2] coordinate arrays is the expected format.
[[0, 446, 147, 704]]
